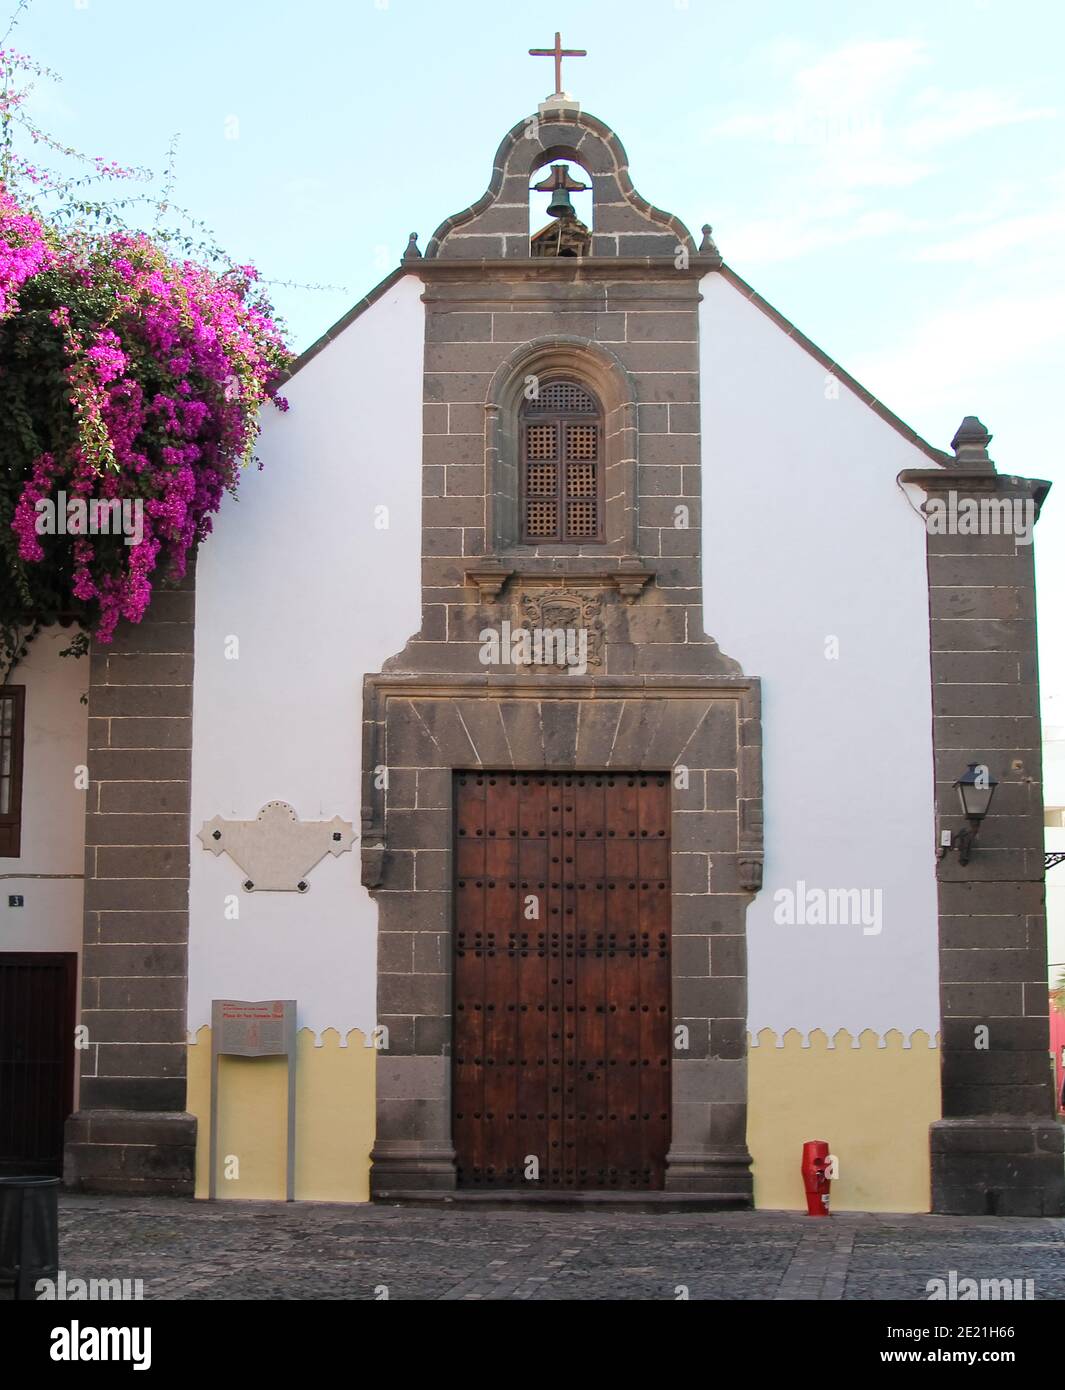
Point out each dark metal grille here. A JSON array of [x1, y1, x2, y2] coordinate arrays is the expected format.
[[0, 686, 25, 857], [566, 461, 597, 497], [453, 772, 672, 1191], [526, 461, 559, 496], [525, 499, 559, 538], [526, 381, 596, 413], [565, 423, 598, 459], [520, 381, 603, 543], [526, 423, 557, 459], [565, 498, 598, 538], [1, 693, 17, 814]]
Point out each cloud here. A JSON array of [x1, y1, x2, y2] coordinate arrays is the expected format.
[[704, 36, 1062, 269], [723, 206, 922, 264], [911, 207, 1065, 263], [22, 82, 78, 125], [708, 39, 1056, 171], [791, 39, 930, 108], [708, 38, 929, 147], [851, 290, 1065, 408], [903, 87, 1057, 150], [816, 141, 933, 191]]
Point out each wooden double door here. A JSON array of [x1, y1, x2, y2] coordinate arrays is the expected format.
[[453, 771, 671, 1191]]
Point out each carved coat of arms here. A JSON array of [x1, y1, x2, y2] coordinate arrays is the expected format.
[[518, 589, 604, 671]]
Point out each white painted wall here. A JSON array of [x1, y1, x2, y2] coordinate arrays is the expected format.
[[700, 272, 941, 1040], [188, 267, 941, 1043], [0, 626, 88, 956], [188, 275, 424, 1039]]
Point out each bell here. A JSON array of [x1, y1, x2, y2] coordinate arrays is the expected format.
[[533, 162, 588, 221], [546, 187, 575, 219]]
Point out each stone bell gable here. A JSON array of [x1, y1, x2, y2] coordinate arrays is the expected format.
[[425, 106, 699, 262]]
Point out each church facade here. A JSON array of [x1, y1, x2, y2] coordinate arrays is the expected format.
[[3, 93, 1062, 1214]]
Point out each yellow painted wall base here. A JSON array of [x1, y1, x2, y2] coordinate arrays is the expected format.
[[187, 1027, 375, 1202], [747, 1029, 941, 1213], [186, 1023, 937, 1209]]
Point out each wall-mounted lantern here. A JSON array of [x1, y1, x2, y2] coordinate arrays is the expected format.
[[942, 762, 998, 865]]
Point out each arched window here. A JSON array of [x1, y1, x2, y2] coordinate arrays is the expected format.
[[520, 379, 604, 543]]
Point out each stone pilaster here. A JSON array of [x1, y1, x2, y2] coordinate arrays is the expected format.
[[904, 419, 1063, 1216], [63, 563, 196, 1195]]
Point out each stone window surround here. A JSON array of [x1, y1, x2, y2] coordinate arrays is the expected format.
[[360, 671, 764, 1200], [485, 335, 640, 562]]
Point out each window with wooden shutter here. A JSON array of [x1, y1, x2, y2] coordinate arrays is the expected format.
[[0, 686, 26, 858], [520, 379, 604, 543]]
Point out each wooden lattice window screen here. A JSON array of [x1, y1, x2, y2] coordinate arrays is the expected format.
[[0, 686, 25, 858], [520, 380, 604, 543]]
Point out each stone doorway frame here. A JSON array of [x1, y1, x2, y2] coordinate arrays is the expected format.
[[361, 672, 762, 1201]]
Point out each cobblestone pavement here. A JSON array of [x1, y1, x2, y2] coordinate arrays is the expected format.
[[53, 1196, 1065, 1301]]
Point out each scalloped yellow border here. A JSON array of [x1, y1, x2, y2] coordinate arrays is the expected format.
[[186, 1027, 375, 1202], [747, 1028, 941, 1212]]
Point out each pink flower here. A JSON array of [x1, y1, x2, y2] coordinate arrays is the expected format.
[[11, 453, 59, 561], [85, 329, 127, 384], [5, 190, 291, 642], [0, 184, 52, 319]]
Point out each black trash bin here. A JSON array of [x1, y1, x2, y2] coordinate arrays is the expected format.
[[0, 1176, 60, 1301]]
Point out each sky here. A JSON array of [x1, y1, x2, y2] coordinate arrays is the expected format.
[[9, 0, 1065, 714]]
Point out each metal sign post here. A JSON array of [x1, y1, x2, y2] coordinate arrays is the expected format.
[[209, 999, 297, 1201]]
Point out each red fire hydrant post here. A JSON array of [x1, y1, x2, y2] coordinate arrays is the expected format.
[[801, 1140, 831, 1215]]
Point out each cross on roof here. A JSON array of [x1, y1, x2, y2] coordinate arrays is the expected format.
[[529, 31, 586, 97]]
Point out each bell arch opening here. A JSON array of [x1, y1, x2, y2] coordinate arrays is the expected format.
[[528, 156, 593, 258]]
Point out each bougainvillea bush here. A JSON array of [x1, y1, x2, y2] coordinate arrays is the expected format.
[[0, 184, 291, 654]]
